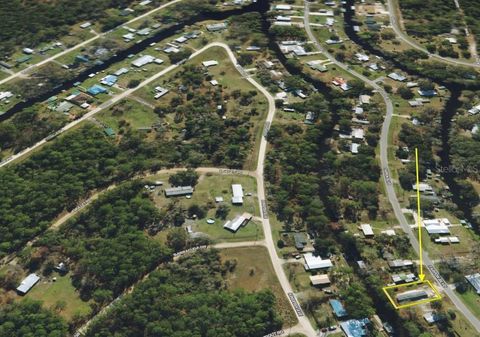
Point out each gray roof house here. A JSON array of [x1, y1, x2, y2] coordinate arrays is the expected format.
[[164, 186, 194, 197], [17, 273, 40, 295]]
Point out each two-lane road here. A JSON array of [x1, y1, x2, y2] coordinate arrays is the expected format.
[[304, 1, 480, 332]]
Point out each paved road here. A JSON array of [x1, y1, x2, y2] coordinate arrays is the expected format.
[[9, 41, 318, 336], [0, 42, 230, 169], [0, 0, 183, 86], [386, 0, 480, 67], [222, 41, 318, 337], [304, 1, 480, 332]]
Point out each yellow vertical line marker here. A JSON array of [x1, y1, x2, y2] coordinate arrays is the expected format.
[[415, 148, 425, 281]]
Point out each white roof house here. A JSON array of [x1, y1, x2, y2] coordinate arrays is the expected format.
[[80, 22, 92, 29], [202, 60, 219, 67], [231, 184, 244, 204], [355, 53, 369, 62], [154, 87, 169, 99], [350, 143, 359, 154], [359, 95, 371, 105], [17, 273, 40, 295], [132, 55, 155, 67], [303, 253, 333, 270], [361, 224, 374, 237], [275, 4, 292, 10], [413, 183, 433, 193], [423, 219, 450, 235], [223, 212, 252, 232], [466, 273, 480, 294], [0, 91, 13, 101], [388, 72, 406, 82], [351, 128, 365, 140]]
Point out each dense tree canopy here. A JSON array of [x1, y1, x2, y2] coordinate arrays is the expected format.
[[0, 300, 67, 337], [35, 181, 171, 301], [85, 250, 282, 337]]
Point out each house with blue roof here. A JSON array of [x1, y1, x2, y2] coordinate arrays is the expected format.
[[340, 318, 370, 337], [101, 75, 118, 87], [329, 299, 347, 318], [87, 84, 107, 96]]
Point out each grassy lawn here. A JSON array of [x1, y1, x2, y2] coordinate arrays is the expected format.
[[420, 226, 478, 259], [219, 246, 298, 328], [283, 262, 312, 293], [457, 289, 480, 319], [24, 272, 91, 321], [97, 98, 160, 132], [152, 173, 263, 243]]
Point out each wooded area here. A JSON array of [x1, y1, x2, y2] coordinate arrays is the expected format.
[[85, 249, 282, 337], [0, 300, 67, 337], [31, 181, 171, 304]]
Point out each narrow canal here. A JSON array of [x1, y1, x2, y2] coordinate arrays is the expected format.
[[0, 1, 269, 122]]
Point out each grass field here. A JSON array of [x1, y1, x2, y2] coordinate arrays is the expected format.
[[219, 246, 298, 328], [24, 273, 91, 321], [152, 173, 264, 242], [457, 289, 480, 319], [97, 98, 160, 132]]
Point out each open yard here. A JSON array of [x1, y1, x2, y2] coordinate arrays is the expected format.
[[23, 273, 91, 321], [219, 246, 297, 327], [152, 172, 264, 243]]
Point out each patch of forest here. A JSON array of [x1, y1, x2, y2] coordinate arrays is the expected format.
[[0, 125, 177, 256], [85, 249, 282, 337], [31, 181, 171, 304], [0, 300, 68, 337], [399, 0, 462, 38]]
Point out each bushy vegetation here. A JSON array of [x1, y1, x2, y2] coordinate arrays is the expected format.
[[399, 0, 462, 38], [459, 0, 480, 53], [85, 250, 282, 337], [0, 300, 68, 337], [34, 181, 171, 303], [0, 125, 177, 257]]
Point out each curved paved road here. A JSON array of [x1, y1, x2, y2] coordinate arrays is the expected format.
[[304, 1, 480, 332], [386, 0, 480, 67], [3, 40, 316, 336]]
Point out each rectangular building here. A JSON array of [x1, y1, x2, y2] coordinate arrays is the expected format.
[[303, 252, 333, 270], [17, 273, 40, 295], [310, 274, 330, 286], [396, 289, 428, 303], [164, 186, 194, 197], [466, 273, 480, 294], [223, 212, 253, 232], [231, 184, 244, 204]]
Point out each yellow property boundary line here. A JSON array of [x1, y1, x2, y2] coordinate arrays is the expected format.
[[382, 280, 442, 309]]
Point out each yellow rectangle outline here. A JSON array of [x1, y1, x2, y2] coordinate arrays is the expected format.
[[382, 280, 442, 309]]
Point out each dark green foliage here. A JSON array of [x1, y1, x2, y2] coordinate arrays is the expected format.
[[85, 250, 282, 337], [399, 0, 462, 38], [0, 125, 179, 256], [169, 169, 199, 187], [0, 300, 67, 337], [36, 181, 171, 301], [340, 283, 375, 319]]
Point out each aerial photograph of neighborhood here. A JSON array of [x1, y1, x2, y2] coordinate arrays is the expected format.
[[0, 0, 480, 336]]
